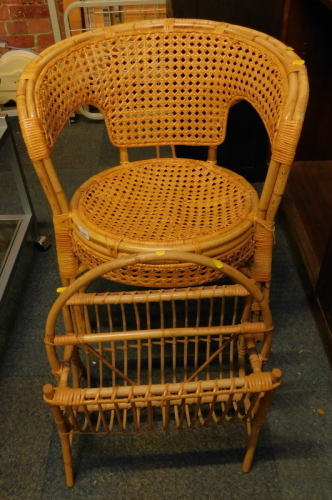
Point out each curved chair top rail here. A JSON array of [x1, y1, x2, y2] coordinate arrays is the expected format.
[[45, 250, 273, 338], [18, 18, 308, 166]]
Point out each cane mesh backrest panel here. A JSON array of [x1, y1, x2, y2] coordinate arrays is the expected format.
[[35, 23, 287, 151]]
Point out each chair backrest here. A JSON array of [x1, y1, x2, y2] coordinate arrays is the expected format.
[[18, 18, 308, 166]]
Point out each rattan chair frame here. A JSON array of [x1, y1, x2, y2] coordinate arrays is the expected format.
[[17, 18, 308, 292], [43, 251, 280, 486]]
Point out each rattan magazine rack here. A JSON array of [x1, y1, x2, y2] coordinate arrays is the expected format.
[[43, 251, 280, 486], [17, 18, 308, 297]]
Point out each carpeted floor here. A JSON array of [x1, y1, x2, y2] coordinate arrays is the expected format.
[[0, 116, 331, 500]]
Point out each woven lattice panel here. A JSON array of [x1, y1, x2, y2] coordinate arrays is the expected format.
[[35, 26, 286, 150], [72, 158, 257, 246]]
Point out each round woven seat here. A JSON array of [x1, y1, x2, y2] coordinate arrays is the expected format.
[[70, 158, 258, 287]]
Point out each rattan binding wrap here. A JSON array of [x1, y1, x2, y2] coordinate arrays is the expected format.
[[17, 19, 308, 288]]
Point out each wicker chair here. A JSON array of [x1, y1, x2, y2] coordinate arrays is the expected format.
[[17, 19, 308, 293], [43, 251, 280, 486]]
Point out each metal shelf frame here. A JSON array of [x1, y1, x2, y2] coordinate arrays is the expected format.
[[0, 114, 38, 302]]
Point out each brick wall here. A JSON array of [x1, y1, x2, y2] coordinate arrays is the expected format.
[[0, 0, 64, 54]]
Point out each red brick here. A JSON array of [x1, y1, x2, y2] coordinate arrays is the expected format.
[[0, 5, 10, 21], [27, 18, 52, 34], [6, 20, 28, 35], [9, 4, 49, 19], [0, 22, 6, 36], [2, 0, 23, 4], [5, 34, 34, 49], [7, 6, 25, 19], [23, 0, 46, 3], [57, 1, 64, 14], [37, 33, 55, 49]]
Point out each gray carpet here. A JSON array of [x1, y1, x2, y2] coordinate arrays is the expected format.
[[0, 116, 331, 500]]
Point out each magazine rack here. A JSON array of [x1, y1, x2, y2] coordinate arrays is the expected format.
[[43, 251, 280, 486]]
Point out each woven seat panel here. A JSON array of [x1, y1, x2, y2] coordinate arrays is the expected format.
[[72, 158, 257, 246], [71, 232, 255, 287]]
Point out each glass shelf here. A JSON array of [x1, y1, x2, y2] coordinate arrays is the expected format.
[[0, 115, 38, 302], [0, 219, 20, 270]]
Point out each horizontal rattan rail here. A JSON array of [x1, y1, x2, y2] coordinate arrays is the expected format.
[[44, 369, 281, 413], [53, 323, 271, 346], [66, 284, 251, 306]]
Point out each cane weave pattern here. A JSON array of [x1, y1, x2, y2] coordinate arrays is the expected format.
[[72, 159, 256, 244], [69, 158, 257, 286], [71, 232, 255, 287], [35, 27, 286, 151]]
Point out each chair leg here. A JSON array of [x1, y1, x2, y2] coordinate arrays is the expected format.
[[58, 428, 74, 487], [53, 214, 80, 283], [259, 329, 273, 363], [242, 388, 277, 472], [43, 384, 75, 486], [242, 368, 281, 472]]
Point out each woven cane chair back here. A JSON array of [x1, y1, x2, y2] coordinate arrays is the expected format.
[[43, 252, 280, 486], [20, 20, 293, 155]]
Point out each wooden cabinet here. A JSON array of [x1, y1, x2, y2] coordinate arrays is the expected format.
[[171, 0, 285, 37], [282, 0, 332, 161], [281, 0, 332, 351]]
